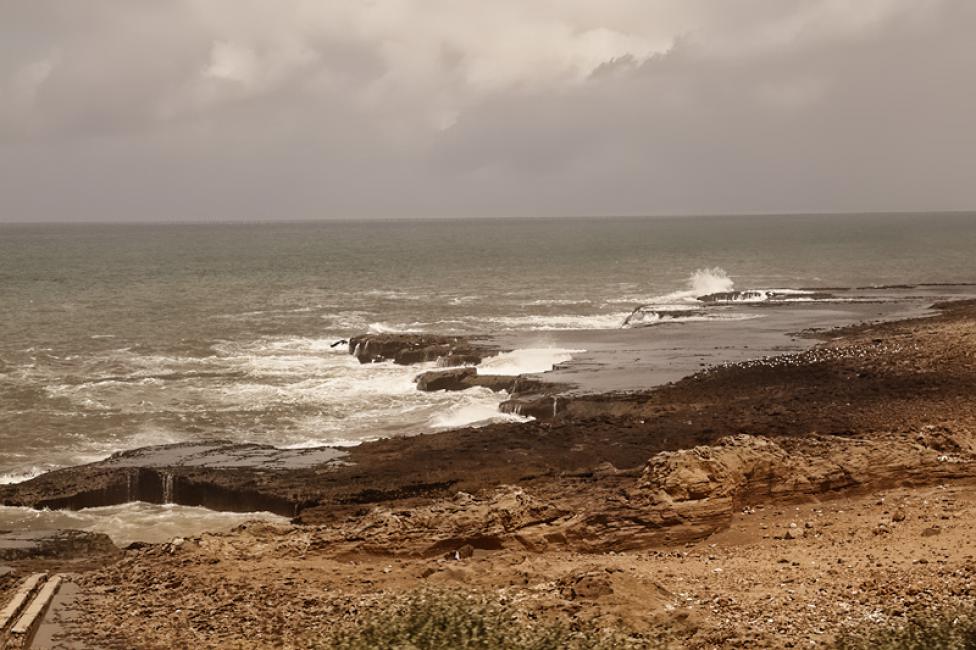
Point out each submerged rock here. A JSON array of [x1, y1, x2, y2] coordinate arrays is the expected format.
[[415, 368, 516, 392], [416, 367, 478, 391]]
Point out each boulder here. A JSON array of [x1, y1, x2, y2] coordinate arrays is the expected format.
[[470, 375, 518, 392], [416, 368, 478, 391], [348, 334, 498, 366], [415, 368, 517, 392]]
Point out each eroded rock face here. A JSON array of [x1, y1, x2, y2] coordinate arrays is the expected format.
[[0, 529, 118, 562], [623, 433, 976, 544], [638, 435, 791, 503], [348, 334, 499, 365], [314, 486, 569, 557]]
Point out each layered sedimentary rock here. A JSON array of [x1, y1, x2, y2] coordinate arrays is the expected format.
[[312, 486, 569, 557], [602, 432, 976, 547], [283, 430, 976, 555]]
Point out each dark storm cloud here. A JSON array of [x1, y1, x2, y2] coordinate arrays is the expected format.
[[0, 1, 973, 221]]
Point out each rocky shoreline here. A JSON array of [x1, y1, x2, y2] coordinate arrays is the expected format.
[[4, 299, 976, 647]]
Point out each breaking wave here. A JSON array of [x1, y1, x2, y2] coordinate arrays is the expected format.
[[16, 336, 572, 477], [0, 467, 45, 485], [622, 268, 851, 327], [478, 313, 630, 331], [477, 348, 584, 376], [429, 400, 531, 429]]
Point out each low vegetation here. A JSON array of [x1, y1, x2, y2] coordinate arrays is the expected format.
[[834, 610, 976, 650], [317, 589, 648, 650]]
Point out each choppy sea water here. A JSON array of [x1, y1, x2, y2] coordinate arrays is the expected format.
[[2, 213, 976, 541]]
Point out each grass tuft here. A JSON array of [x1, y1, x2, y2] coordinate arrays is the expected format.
[[834, 610, 976, 650], [316, 589, 646, 650]]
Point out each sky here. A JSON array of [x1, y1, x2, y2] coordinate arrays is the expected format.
[[1, 1, 975, 222]]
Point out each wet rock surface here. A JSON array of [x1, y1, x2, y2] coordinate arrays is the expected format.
[[0, 442, 346, 517], [415, 367, 517, 392], [0, 529, 118, 562], [348, 333, 501, 365]]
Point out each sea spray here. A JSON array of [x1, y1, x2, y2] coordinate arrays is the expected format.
[[688, 267, 734, 295], [477, 348, 584, 376]]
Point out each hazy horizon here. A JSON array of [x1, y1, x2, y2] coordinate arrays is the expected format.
[[2, 209, 976, 226], [3, 2, 976, 223]]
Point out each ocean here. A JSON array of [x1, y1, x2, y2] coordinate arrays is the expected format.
[[2, 213, 976, 540]]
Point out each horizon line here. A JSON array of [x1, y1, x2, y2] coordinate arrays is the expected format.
[[1, 208, 975, 226]]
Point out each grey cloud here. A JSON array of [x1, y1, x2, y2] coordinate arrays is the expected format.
[[0, 1, 974, 221]]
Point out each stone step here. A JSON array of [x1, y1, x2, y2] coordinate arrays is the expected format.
[[10, 574, 62, 638], [0, 573, 47, 632]]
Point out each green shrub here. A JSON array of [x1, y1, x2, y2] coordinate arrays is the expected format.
[[834, 610, 976, 650], [316, 589, 646, 650]]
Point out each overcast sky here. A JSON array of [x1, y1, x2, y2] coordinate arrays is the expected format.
[[1, 1, 974, 222]]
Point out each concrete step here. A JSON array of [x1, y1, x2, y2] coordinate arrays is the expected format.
[[10, 575, 63, 638], [0, 573, 47, 632]]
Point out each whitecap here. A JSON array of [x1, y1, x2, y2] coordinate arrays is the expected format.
[[428, 391, 532, 429], [524, 299, 593, 306], [477, 313, 630, 331], [367, 322, 415, 334], [0, 467, 46, 485], [477, 348, 584, 376]]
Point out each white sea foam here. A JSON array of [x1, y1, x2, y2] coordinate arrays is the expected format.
[[448, 295, 481, 305], [524, 299, 593, 306], [604, 268, 736, 306], [687, 267, 735, 296], [649, 267, 736, 304], [0, 467, 46, 485], [17, 335, 577, 478], [478, 313, 629, 331], [0, 503, 287, 546], [367, 321, 415, 334], [280, 437, 369, 449], [478, 348, 584, 376], [362, 290, 427, 301], [430, 401, 532, 429], [320, 310, 375, 330], [625, 311, 761, 326]]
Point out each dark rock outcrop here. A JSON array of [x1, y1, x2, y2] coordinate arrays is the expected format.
[[416, 367, 478, 391], [415, 368, 517, 393], [697, 290, 836, 303], [348, 334, 500, 365], [0, 442, 344, 517], [0, 529, 118, 562]]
